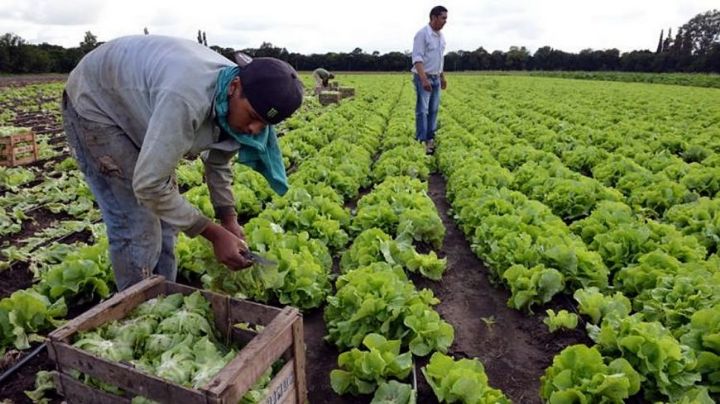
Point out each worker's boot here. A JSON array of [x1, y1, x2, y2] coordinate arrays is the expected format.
[[426, 139, 435, 154]]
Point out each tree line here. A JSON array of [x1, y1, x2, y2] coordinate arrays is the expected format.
[[1, 10, 718, 74]]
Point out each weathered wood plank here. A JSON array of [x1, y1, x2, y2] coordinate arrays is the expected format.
[[53, 371, 131, 404], [53, 343, 207, 404], [227, 297, 282, 326], [206, 307, 298, 402], [49, 276, 165, 342], [291, 317, 307, 404], [259, 361, 297, 404]]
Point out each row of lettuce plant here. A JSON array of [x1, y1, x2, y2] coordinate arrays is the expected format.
[[326, 86, 508, 403], [439, 78, 719, 402], [459, 77, 720, 234]]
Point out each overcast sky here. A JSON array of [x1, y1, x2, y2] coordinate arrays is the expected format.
[[0, 0, 716, 55]]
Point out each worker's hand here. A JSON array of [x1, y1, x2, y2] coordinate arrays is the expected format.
[[441, 77, 447, 90], [201, 223, 252, 271], [421, 78, 432, 92], [220, 213, 245, 240]]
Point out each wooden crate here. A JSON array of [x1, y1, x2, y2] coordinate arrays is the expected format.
[[338, 87, 355, 99], [0, 129, 38, 167], [318, 91, 341, 106], [47, 276, 307, 404]]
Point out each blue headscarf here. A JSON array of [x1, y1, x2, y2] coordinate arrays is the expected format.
[[214, 66, 288, 195]]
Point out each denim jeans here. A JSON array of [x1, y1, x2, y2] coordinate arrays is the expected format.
[[62, 93, 178, 291], [413, 73, 441, 142]]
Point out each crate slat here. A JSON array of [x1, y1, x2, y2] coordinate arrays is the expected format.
[[227, 296, 283, 327], [291, 316, 307, 402], [206, 307, 297, 402], [259, 361, 297, 404], [52, 343, 208, 404], [53, 371, 131, 404], [48, 276, 165, 343]]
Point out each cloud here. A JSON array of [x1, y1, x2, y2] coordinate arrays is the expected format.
[[1, 0, 717, 54], [0, 0, 104, 25]]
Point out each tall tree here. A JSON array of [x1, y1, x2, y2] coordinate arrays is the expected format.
[[79, 31, 98, 54], [505, 46, 530, 70], [197, 30, 207, 46], [0, 33, 26, 72], [680, 9, 720, 55], [663, 27, 673, 52], [656, 29, 664, 53]]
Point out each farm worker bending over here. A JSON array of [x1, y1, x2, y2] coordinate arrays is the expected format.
[[312, 67, 335, 94], [62, 35, 303, 290], [412, 5, 448, 154]]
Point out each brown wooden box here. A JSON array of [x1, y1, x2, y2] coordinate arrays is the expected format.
[[318, 91, 341, 106], [0, 129, 38, 167], [338, 87, 355, 99], [46, 276, 307, 404]]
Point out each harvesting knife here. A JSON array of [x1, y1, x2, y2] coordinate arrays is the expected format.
[[242, 250, 277, 268]]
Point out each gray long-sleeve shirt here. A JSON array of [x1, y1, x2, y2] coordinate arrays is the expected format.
[[65, 35, 239, 236]]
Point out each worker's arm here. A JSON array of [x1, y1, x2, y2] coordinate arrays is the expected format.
[[202, 148, 245, 239], [440, 71, 447, 90], [132, 93, 250, 269], [412, 32, 431, 91], [414, 62, 431, 91]]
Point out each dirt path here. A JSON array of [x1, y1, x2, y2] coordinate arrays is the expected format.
[[412, 173, 589, 402]]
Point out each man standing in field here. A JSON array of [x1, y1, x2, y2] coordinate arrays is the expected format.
[[312, 67, 335, 94], [412, 5, 447, 154], [62, 35, 303, 290]]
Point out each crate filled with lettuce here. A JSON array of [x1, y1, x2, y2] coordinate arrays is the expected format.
[[45, 276, 306, 404], [0, 126, 38, 167]]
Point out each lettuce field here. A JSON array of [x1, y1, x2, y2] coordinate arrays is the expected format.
[[1, 72, 719, 403]]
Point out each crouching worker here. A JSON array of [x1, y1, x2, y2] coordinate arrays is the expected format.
[[312, 67, 335, 94], [62, 35, 303, 290]]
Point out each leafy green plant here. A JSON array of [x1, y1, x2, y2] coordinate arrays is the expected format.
[[324, 263, 453, 355], [544, 309, 579, 332], [330, 333, 412, 395], [573, 287, 631, 325], [588, 314, 700, 400], [340, 228, 446, 280], [0, 289, 67, 354], [371, 380, 416, 404], [540, 344, 641, 403], [422, 352, 510, 403], [503, 264, 565, 312]]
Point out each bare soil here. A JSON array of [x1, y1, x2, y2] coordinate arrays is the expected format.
[[0, 74, 67, 89]]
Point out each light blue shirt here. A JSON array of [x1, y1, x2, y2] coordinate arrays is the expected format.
[[411, 24, 446, 75]]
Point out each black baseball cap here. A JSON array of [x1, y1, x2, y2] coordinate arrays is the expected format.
[[233, 53, 304, 125]]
